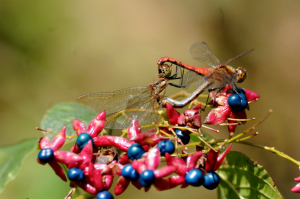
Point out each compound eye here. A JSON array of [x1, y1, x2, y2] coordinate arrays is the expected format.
[[236, 68, 247, 83]]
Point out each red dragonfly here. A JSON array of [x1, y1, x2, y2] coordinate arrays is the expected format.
[[76, 64, 184, 129], [157, 41, 253, 108]]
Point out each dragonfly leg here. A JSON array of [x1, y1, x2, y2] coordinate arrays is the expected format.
[[169, 64, 182, 79], [161, 81, 212, 108], [177, 64, 191, 88], [169, 64, 179, 79], [168, 65, 188, 88], [231, 83, 240, 94], [202, 91, 212, 111], [169, 82, 187, 88], [233, 83, 238, 89], [180, 67, 191, 88], [211, 86, 226, 107], [179, 63, 184, 86], [169, 64, 184, 79], [168, 66, 191, 88], [231, 83, 247, 101]]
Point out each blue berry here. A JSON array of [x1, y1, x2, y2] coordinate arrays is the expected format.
[[157, 140, 175, 156], [228, 94, 240, 108], [127, 144, 145, 160], [240, 94, 248, 108], [203, 171, 220, 190], [227, 87, 245, 95], [76, 132, 94, 150], [175, 129, 190, 145], [121, 164, 139, 181], [139, 169, 155, 187], [96, 190, 114, 199], [185, 169, 204, 187], [38, 148, 54, 163], [67, 168, 84, 182], [237, 87, 246, 95], [228, 93, 248, 112]]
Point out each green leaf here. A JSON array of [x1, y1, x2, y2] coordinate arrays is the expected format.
[[60, 163, 69, 182], [40, 103, 96, 140], [217, 151, 283, 199], [0, 139, 37, 193], [190, 130, 215, 142], [190, 133, 201, 142]]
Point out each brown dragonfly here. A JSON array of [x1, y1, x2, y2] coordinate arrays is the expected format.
[[157, 41, 253, 108], [76, 64, 185, 129]]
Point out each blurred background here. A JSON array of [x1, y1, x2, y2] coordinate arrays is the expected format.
[[1, 0, 300, 198]]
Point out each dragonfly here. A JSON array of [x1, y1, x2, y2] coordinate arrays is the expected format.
[[76, 64, 186, 129], [157, 41, 253, 108]]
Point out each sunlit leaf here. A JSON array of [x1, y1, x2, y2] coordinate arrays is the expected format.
[[190, 133, 200, 142], [217, 151, 283, 199], [40, 103, 96, 140], [0, 139, 37, 193]]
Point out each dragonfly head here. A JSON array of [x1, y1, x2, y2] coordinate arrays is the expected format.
[[236, 67, 247, 83], [158, 64, 171, 78]]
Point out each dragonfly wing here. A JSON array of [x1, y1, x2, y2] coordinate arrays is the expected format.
[[202, 69, 237, 90], [76, 86, 146, 114], [178, 68, 206, 89], [189, 41, 220, 67], [105, 88, 160, 129], [179, 67, 237, 91], [76, 87, 160, 129], [126, 90, 160, 126]]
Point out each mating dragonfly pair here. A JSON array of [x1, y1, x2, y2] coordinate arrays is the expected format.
[[77, 42, 253, 129]]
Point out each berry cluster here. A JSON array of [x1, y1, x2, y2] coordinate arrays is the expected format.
[[37, 87, 259, 198], [204, 86, 259, 137]]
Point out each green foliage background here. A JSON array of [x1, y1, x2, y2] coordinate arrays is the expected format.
[[1, 0, 300, 198]]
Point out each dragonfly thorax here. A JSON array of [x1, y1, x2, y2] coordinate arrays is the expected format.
[[235, 67, 247, 83], [149, 77, 168, 105]]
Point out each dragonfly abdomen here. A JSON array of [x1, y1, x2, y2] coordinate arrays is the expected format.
[[157, 56, 210, 76]]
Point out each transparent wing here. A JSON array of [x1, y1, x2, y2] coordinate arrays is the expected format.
[[76, 87, 148, 114], [105, 88, 160, 129], [202, 68, 237, 90], [76, 86, 160, 129], [189, 41, 220, 67], [179, 67, 236, 90], [177, 67, 206, 89]]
